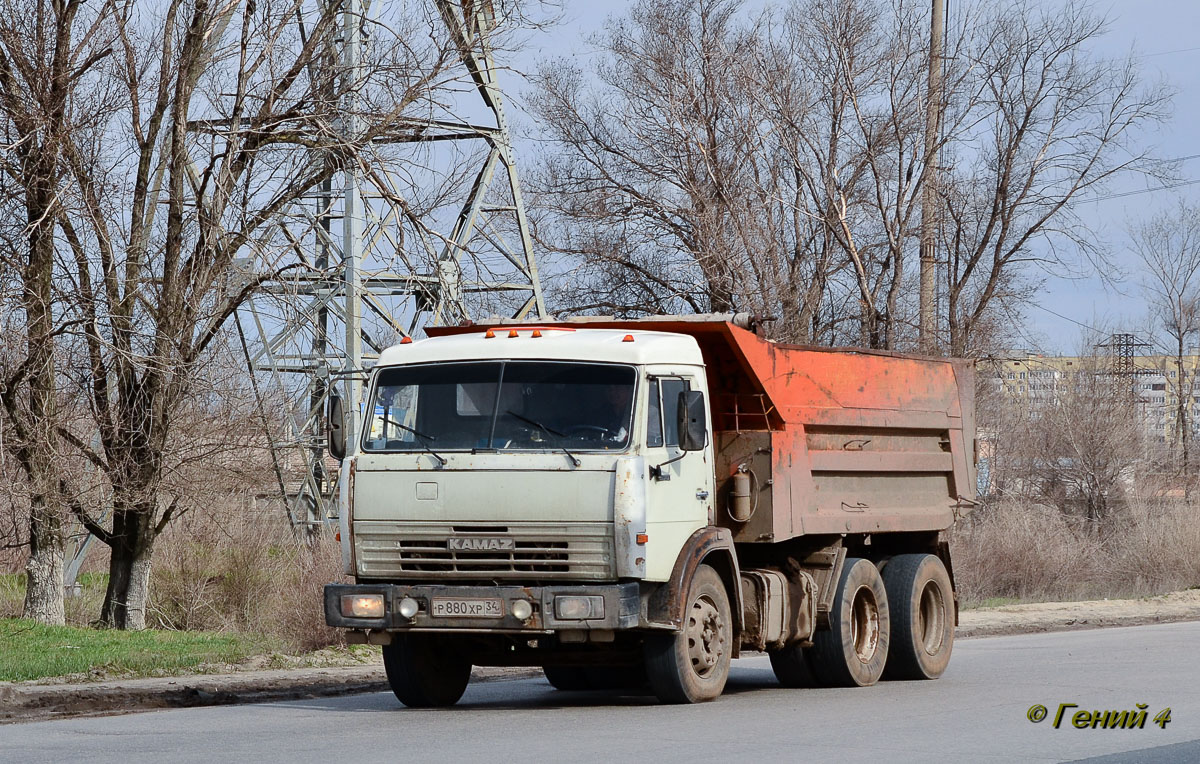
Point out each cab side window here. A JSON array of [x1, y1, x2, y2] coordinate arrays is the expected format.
[[646, 377, 691, 448], [647, 379, 663, 447]]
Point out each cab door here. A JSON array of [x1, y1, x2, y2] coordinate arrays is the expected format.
[[642, 373, 713, 581]]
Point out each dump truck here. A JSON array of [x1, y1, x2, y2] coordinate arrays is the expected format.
[[324, 314, 976, 705]]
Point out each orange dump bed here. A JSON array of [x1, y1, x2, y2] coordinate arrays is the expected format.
[[428, 317, 976, 542]]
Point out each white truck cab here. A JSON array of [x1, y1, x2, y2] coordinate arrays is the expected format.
[[340, 326, 714, 583]]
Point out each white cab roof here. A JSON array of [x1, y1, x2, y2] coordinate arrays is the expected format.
[[375, 328, 704, 368]]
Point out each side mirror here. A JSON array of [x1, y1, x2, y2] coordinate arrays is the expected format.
[[328, 393, 347, 461], [677, 390, 707, 452]]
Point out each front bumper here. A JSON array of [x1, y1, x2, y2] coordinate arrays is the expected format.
[[324, 582, 640, 632]]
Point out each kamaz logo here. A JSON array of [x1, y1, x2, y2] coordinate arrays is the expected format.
[[448, 537, 514, 551]]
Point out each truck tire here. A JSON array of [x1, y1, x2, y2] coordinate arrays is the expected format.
[[542, 666, 592, 691], [644, 564, 732, 703], [881, 553, 954, 680], [808, 557, 890, 687], [767, 645, 817, 688], [591, 663, 648, 690], [382, 634, 472, 707], [544, 664, 647, 692]]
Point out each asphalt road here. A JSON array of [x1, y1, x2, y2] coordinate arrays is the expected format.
[[3, 621, 1199, 764]]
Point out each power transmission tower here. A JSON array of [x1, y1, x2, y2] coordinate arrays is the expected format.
[[237, 0, 546, 533], [1096, 332, 1152, 401], [1097, 333, 1150, 378]]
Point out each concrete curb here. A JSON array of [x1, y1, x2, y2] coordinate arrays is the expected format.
[[0, 665, 540, 724]]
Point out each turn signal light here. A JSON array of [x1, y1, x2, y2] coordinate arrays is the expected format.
[[636, 533, 649, 544]]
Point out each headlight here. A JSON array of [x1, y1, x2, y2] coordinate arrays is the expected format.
[[554, 595, 604, 620], [511, 599, 533, 621], [341, 594, 385, 618]]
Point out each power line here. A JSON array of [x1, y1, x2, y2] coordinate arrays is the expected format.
[[1086, 177, 1200, 203], [1137, 45, 1200, 59], [1076, 156, 1200, 204], [1028, 302, 1106, 334]]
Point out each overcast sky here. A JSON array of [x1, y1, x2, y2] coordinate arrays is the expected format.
[[501, 0, 1200, 353]]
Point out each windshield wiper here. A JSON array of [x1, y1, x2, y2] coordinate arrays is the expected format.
[[505, 410, 581, 468], [384, 417, 447, 466]]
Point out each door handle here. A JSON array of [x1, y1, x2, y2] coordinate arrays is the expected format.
[[696, 490, 709, 500]]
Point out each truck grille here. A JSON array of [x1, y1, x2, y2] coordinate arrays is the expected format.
[[354, 522, 615, 581]]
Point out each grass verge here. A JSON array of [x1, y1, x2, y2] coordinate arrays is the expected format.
[[0, 619, 279, 683]]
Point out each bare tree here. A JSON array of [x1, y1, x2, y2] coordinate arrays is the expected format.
[[529, 0, 765, 318], [939, 0, 1170, 356], [529, 0, 1168, 354], [980, 341, 1147, 528], [0, 0, 541, 629], [1131, 198, 1200, 475], [0, 0, 116, 624], [1038, 353, 1145, 527]]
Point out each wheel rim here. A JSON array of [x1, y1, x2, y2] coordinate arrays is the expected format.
[[686, 594, 726, 678], [849, 585, 880, 664], [918, 580, 947, 656]]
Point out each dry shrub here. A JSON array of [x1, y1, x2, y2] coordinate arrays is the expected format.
[[273, 533, 348, 652], [952, 502, 1106, 605], [1107, 499, 1200, 594], [149, 498, 349, 651], [953, 499, 1200, 606]]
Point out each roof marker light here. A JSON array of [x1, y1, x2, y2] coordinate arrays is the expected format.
[[531, 329, 543, 338], [484, 329, 495, 338], [623, 334, 635, 343], [508, 329, 519, 338], [400, 336, 413, 344]]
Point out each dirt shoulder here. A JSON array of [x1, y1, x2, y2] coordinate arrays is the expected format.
[[957, 589, 1200, 638], [4, 590, 1198, 723]]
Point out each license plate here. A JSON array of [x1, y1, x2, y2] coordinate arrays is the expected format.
[[431, 597, 504, 618]]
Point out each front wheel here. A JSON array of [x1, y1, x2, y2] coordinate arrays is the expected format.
[[382, 634, 472, 707], [644, 564, 732, 703]]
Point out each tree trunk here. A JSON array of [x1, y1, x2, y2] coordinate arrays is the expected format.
[[18, 162, 67, 625], [23, 494, 65, 625], [99, 506, 157, 630]]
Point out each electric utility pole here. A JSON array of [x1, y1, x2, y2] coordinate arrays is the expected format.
[[919, 0, 944, 353]]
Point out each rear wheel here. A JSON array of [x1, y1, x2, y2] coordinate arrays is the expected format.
[[382, 634, 472, 707], [881, 553, 955, 680], [644, 564, 732, 703], [542, 665, 592, 691], [768, 644, 818, 688], [808, 557, 890, 687]]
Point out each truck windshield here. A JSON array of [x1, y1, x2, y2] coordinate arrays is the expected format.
[[363, 361, 636, 453]]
